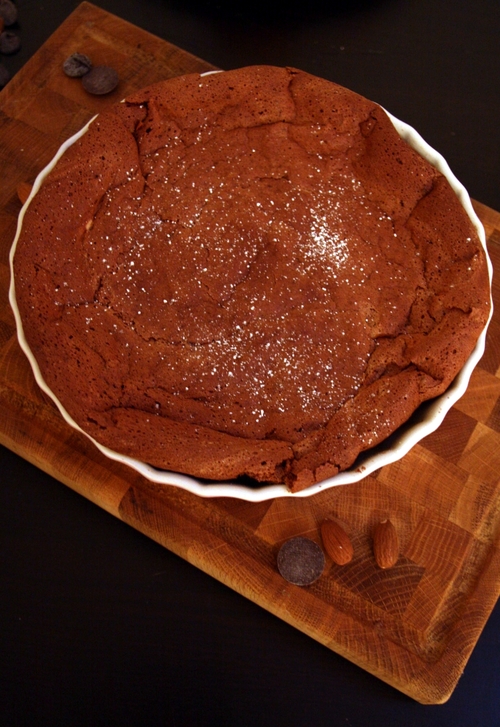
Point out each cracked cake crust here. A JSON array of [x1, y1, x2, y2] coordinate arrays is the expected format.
[[13, 66, 491, 491]]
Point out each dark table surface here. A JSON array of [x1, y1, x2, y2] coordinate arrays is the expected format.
[[2, 2, 500, 725]]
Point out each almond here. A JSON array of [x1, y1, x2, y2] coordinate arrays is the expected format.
[[320, 518, 353, 566], [372, 518, 399, 569]]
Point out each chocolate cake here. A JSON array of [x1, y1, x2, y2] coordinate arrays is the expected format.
[[12, 65, 491, 491]]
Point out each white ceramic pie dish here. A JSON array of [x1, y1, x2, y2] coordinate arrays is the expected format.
[[9, 93, 493, 502]]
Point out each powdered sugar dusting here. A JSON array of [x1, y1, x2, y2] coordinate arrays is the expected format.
[[307, 208, 349, 268]]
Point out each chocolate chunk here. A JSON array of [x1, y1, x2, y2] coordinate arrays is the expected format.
[[0, 62, 9, 88], [63, 53, 92, 78], [0, 29, 20, 54], [0, 0, 18, 27], [81, 65, 119, 95], [277, 536, 325, 586]]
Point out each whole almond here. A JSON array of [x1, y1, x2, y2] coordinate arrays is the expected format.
[[372, 519, 399, 569], [320, 518, 354, 566]]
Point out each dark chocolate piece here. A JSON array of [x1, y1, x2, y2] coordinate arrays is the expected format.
[[277, 537, 325, 586]]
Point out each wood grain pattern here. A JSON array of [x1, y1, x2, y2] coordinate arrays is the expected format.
[[1, 2, 499, 704]]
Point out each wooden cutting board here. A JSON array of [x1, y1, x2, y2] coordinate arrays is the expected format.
[[1, 2, 499, 704]]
